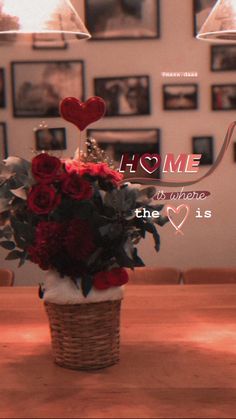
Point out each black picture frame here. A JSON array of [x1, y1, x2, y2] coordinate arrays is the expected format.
[[163, 84, 198, 111], [193, 0, 217, 36], [192, 136, 214, 165], [35, 127, 67, 151], [0, 123, 8, 159], [211, 45, 236, 72], [32, 33, 68, 50], [94, 76, 150, 117], [0, 68, 6, 109], [11, 60, 85, 118], [212, 84, 236, 111], [85, 0, 160, 41], [87, 128, 161, 179]]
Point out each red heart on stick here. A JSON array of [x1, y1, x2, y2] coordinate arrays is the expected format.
[[60, 96, 106, 131]]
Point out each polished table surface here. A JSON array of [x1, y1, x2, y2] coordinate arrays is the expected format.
[[1, 285, 236, 419]]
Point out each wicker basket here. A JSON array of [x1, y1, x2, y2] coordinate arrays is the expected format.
[[44, 299, 121, 371]]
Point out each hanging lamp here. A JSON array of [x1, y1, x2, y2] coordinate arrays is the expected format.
[[0, 0, 91, 40], [197, 0, 236, 42]]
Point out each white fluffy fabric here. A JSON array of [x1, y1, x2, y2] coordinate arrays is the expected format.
[[43, 271, 124, 305]]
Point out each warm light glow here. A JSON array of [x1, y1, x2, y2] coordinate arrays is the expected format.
[[184, 323, 236, 354], [0, 324, 49, 343], [0, 0, 91, 38], [197, 0, 236, 42], [2, 0, 62, 32]]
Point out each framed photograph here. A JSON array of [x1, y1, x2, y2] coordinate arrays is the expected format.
[[94, 76, 150, 117], [0, 33, 17, 46], [35, 128, 67, 151], [212, 84, 236, 110], [163, 84, 198, 110], [193, 0, 217, 36], [85, 0, 160, 40], [0, 68, 6, 108], [87, 128, 161, 179], [32, 33, 67, 50], [211, 45, 236, 72], [192, 136, 214, 165], [0, 123, 8, 159], [11, 60, 84, 118]]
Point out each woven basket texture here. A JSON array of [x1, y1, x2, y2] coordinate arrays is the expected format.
[[45, 299, 121, 371]]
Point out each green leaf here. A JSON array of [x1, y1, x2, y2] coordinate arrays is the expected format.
[[0, 241, 16, 250], [11, 218, 34, 244], [0, 162, 12, 180], [137, 186, 156, 203], [4, 156, 31, 174], [18, 255, 27, 268], [99, 224, 112, 237], [87, 248, 103, 267], [132, 248, 145, 267], [8, 177, 23, 190], [154, 215, 169, 227], [75, 201, 94, 220], [144, 222, 160, 252], [10, 187, 27, 200], [14, 232, 27, 248], [0, 199, 11, 212], [104, 187, 138, 213], [81, 275, 93, 297], [115, 246, 135, 269], [3, 225, 13, 240], [5, 250, 23, 260]]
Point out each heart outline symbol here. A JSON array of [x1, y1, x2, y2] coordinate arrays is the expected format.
[[166, 204, 190, 235], [140, 153, 161, 174], [60, 96, 106, 131]]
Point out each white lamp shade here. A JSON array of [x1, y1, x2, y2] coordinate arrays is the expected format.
[[197, 0, 236, 42], [0, 0, 91, 39]]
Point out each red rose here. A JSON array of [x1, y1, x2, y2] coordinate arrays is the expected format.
[[78, 162, 100, 177], [95, 163, 123, 185], [62, 172, 93, 200], [32, 153, 61, 183], [28, 246, 50, 271], [35, 221, 64, 242], [64, 159, 84, 174], [107, 268, 129, 286], [28, 184, 61, 215], [93, 268, 129, 290], [64, 159, 80, 174], [64, 160, 123, 186], [64, 160, 99, 177], [93, 271, 111, 290], [28, 221, 64, 270], [64, 218, 95, 261]]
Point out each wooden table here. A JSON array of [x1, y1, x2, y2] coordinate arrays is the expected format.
[[1, 285, 236, 419]]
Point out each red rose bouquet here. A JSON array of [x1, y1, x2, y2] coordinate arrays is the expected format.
[[0, 142, 168, 296], [0, 97, 168, 298], [0, 96, 170, 373]]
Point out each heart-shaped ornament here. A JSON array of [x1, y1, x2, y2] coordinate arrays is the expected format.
[[60, 96, 106, 131], [166, 205, 190, 235], [140, 153, 161, 174]]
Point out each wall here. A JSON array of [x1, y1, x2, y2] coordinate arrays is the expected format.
[[0, 0, 235, 285]]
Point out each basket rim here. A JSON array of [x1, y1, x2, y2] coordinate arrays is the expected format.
[[44, 298, 122, 309]]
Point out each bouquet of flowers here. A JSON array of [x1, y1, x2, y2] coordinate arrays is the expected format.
[[0, 138, 168, 296], [0, 96, 168, 299], [0, 96, 169, 370]]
